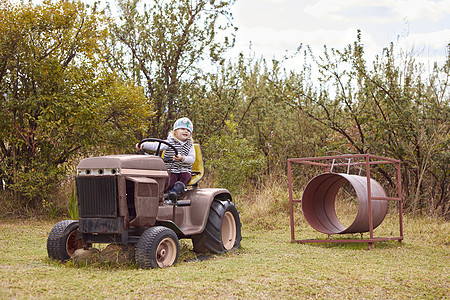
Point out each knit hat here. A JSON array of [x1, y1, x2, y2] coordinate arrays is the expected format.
[[173, 117, 193, 133]]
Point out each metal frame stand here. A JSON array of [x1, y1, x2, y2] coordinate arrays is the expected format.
[[288, 154, 403, 249]]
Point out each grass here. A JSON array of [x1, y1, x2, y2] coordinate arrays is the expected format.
[[0, 212, 448, 299], [0, 176, 448, 299]]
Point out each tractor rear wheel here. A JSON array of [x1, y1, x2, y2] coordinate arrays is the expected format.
[[47, 220, 85, 261], [192, 199, 242, 254], [135, 226, 179, 269]]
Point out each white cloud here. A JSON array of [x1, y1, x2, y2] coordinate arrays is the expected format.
[[389, 0, 450, 22], [397, 28, 450, 65], [303, 0, 450, 23], [402, 29, 450, 49], [238, 27, 365, 50], [231, 0, 449, 67]]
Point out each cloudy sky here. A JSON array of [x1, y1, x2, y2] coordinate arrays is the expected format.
[[24, 0, 448, 67], [228, 0, 450, 67]]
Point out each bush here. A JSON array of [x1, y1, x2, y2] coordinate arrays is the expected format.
[[203, 120, 266, 195]]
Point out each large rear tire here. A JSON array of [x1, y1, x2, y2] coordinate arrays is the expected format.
[[135, 226, 179, 269], [192, 199, 242, 254], [47, 220, 85, 261]]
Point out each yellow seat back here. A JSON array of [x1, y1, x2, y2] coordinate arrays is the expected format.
[[188, 144, 204, 186]]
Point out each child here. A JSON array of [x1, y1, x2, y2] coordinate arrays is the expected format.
[[137, 117, 195, 202]]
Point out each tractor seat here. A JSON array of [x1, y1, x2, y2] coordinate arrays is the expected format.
[[187, 144, 204, 187]]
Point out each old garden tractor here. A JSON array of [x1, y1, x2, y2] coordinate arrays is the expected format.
[[47, 139, 242, 268]]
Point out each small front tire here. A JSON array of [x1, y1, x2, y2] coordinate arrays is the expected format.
[[47, 220, 85, 261], [135, 226, 179, 269]]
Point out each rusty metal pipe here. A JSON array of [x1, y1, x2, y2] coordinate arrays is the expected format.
[[301, 173, 388, 234]]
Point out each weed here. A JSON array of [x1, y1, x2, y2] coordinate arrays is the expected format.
[[42, 198, 60, 219], [67, 188, 78, 220]]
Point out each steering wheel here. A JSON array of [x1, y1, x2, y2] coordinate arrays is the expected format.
[[137, 138, 178, 157]]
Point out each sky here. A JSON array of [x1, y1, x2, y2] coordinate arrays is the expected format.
[[15, 0, 449, 68], [228, 0, 450, 68]]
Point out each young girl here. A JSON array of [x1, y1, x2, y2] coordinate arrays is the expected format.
[[137, 117, 195, 202]]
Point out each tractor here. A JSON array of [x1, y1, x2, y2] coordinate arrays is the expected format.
[[47, 138, 242, 268]]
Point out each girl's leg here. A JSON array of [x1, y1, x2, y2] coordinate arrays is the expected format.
[[168, 172, 192, 202], [177, 172, 192, 186], [167, 173, 180, 190], [168, 172, 191, 190]]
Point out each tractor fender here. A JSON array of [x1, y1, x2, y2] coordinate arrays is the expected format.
[[156, 188, 232, 236]]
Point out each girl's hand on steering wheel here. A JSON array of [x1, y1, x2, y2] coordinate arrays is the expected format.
[[173, 154, 185, 162]]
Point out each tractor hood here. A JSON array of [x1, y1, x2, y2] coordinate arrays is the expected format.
[[77, 155, 168, 177]]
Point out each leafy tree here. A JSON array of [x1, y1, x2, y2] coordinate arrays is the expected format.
[[204, 119, 266, 195], [185, 59, 241, 144], [271, 32, 449, 217], [360, 44, 449, 216], [0, 0, 150, 208], [104, 0, 236, 137], [230, 53, 328, 174]]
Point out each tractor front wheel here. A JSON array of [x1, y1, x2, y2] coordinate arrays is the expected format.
[[135, 226, 179, 269], [47, 220, 85, 261]]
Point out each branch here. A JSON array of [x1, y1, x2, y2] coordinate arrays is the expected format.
[[267, 77, 363, 153], [62, 17, 85, 69]]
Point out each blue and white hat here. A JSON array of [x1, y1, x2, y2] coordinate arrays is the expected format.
[[173, 117, 193, 133]]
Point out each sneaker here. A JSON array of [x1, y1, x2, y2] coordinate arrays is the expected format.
[[168, 191, 178, 203]]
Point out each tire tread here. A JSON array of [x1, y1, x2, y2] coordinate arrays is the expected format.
[[193, 200, 242, 254], [135, 226, 179, 269], [47, 220, 78, 261]]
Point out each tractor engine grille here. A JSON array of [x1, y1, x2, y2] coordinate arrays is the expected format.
[[76, 176, 118, 217]]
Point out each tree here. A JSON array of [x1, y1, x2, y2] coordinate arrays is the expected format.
[[104, 0, 236, 137], [0, 0, 150, 208], [271, 32, 449, 217], [184, 59, 241, 144], [204, 119, 265, 194], [239, 55, 327, 171]]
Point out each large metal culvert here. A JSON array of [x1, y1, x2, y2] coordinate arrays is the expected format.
[[301, 173, 388, 234]]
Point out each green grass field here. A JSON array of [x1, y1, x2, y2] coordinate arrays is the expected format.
[[0, 212, 448, 299]]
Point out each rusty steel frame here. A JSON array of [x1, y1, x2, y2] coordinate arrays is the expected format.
[[287, 154, 403, 249]]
